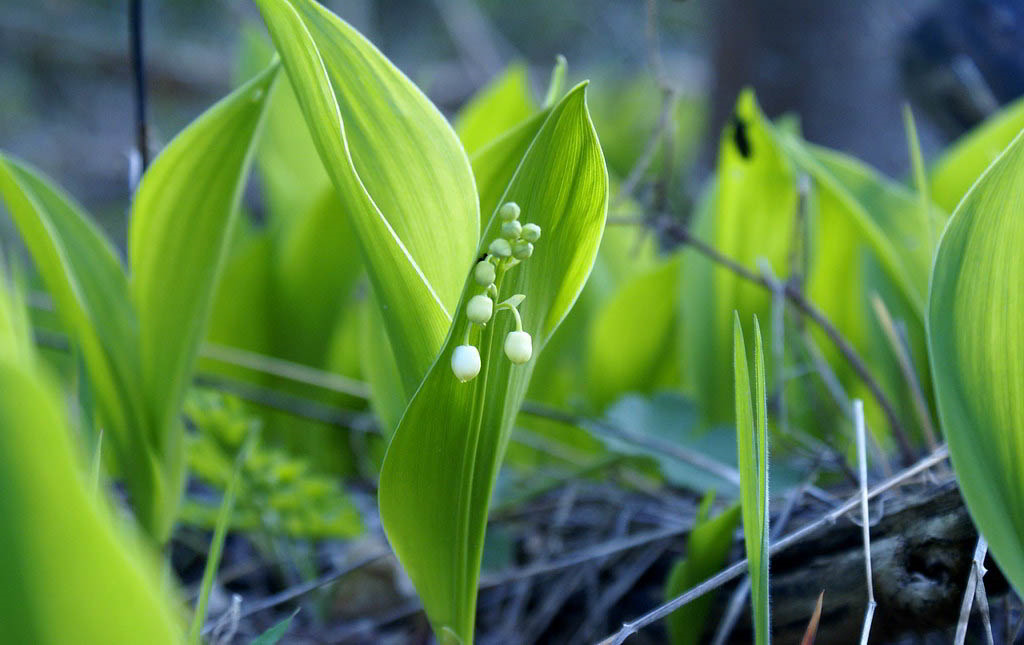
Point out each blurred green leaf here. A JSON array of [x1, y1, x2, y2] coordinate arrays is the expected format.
[[665, 492, 741, 645], [734, 314, 769, 645], [255, 0, 479, 392], [455, 63, 537, 155], [0, 277, 183, 644], [929, 95, 1024, 212], [249, 613, 297, 645], [378, 85, 607, 644], [586, 253, 681, 410], [928, 129, 1024, 595]]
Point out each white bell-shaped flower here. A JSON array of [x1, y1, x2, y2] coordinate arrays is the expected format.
[[504, 330, 533, 364], [451, 344, 481, 382], [467, 295, 493, 324]]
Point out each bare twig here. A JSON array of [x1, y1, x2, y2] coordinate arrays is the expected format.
[[954, 536, 992, 645], [129, 0, 149, 174], [596, 446, 949, 645], [854, 401, 876, 645]]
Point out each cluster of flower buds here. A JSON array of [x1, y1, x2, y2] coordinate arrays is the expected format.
[[451, 201, 542, 382]]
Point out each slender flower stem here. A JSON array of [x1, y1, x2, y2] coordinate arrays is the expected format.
[[129, 0, 149, 171]]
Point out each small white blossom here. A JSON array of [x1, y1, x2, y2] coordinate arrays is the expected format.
[[504, 330, 533, 364], [467, 295, 493, 324], [451, 345, 481, 382]]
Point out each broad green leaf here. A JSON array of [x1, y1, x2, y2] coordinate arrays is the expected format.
[[0, 282, 182, 644], [255, 0, 479, 391], [455, 63, 537, 155], [734, 315, 770, 645], [585, 253, 681, 410], [665, 493, 741, 645], [929, 95, 1024, 212], [928, 129, 1024, 595], [378, 85, 607, 644], [128, 64, 278, 539]]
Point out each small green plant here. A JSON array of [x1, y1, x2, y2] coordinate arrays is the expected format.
[[0, 65, 278, 543], [733, 314, 770, 645]]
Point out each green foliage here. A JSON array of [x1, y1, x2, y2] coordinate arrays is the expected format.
[[0, 64, 276, 542], [378, 85, 608, 644], [0, 271, 184, 644], [927, 129, 1024, 596], [255, 0, 479, 395], [733, 315, 770, 645], [249, 613, 297, 645], [687, 90, 939, 441], [183, 392, 363, 539], [664, 492, 741, 645], [929, 95, 1024, 212], [455, 63, 537, 155], [586, 253, 682, 410]]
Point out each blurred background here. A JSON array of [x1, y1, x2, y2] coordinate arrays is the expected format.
[[2, 0, 1023, 239]]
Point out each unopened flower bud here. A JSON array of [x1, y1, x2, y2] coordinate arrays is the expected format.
[[499, 202, 521, 221], [489, 238, 512, 258], [501, 220, 522, 240], [451, 345, 481, 382], [504, 330, 533, 364], [473, 260, 496, 286], [512, 241, 534, 259], [521, 223, 542, 242], [467, 294, 493, 323]]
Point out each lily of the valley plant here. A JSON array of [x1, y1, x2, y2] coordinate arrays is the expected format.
[[253, 0, 608, 642]]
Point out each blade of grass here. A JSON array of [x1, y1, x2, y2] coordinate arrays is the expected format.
[[189, 430, 257, 644], [854, 400, 875, 645], [800, 591, 824, 645]]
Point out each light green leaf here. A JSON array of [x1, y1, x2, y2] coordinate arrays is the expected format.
[[928, 129, 1024, 595], [585, 253, 681, 410], [455, 63, 537, 155], [734, 314, 770, 645], [665, 493, 741, 645], [254, 0, 479, 391], [929, 95, 1024, 212], [378, 84, 607, 644], [0, 281, 182, 644], [128, 64, 277, 539]]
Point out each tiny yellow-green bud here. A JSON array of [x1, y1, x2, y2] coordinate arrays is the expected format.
[[512, 241, 534, 259], [501, 220, 522, 240], [467, 294, 493, 323], [504, 330, 533, 364], [451, 345, 481, 382], [489, 238, 512, 258], [499, 201, 521, 221], [521, 223, 541, 242], [473, 260, 496, 286]]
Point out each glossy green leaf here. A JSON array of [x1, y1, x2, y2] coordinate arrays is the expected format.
[[928, 129, 1024, 595], [0, 280, 183, 644], [379, 85, 607, 644], [455, 63, 537, 155], [585, 253, 681, 410], [255, 0, 479, 391], [929, 95, 1024, 212], [734, 314, 770, 645], [665, 493, 741, 645]]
